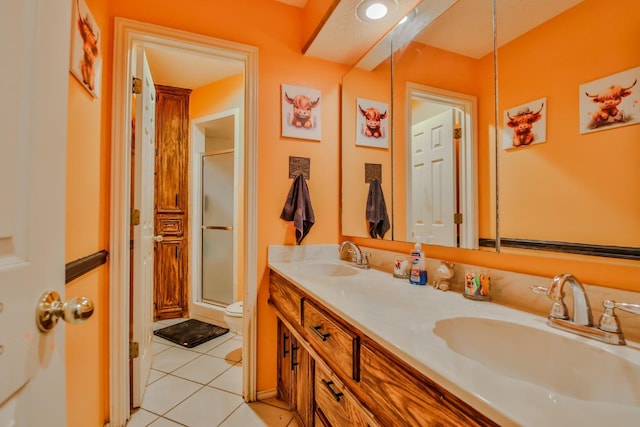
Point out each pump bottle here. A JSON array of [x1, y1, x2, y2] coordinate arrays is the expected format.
[[409, 242, 428, 285]]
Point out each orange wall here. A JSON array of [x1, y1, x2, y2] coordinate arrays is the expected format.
[[65, 0, 111, 424], [497, 0, 640, 247]]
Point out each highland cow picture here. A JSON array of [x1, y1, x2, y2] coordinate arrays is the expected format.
[[70, 0, 102, 98], [579, 66, 640, 134], [281, 84, 322, 141], [356, 98, 389, 148], [503, 98, 547, 149]]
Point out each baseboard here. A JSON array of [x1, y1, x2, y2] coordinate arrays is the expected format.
[[256, 388, 278, 401]]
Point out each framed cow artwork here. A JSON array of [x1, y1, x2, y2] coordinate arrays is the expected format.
[[579, 66, 640, 134], [503, 97, 547, 150], [70, 0, 102, 98], [281, 84, 322, 141], [356, 98, 389, 148]]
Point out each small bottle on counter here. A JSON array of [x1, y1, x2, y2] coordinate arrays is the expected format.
[[409, 242, 428, 286]]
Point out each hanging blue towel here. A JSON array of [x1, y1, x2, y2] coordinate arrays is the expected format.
[[280, 173, 315, 244], [366, 178, 390, 239]]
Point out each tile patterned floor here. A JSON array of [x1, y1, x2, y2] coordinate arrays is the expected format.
[[127, 318, 300, 427]]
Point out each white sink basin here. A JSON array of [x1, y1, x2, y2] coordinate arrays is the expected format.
[[433, 316, 640, 406], [298, 262, 359, 277]]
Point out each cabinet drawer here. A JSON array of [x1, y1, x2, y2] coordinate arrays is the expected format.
[[315, 363, 377, 427], [303, 300, 359, 381], [360, 343, 499, 427], [269, 271, 303, 325]]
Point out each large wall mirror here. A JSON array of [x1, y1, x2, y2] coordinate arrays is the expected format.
[[342, 0, 639, 260], [496, 0, 640, 259], [341, 0, 497, 250]]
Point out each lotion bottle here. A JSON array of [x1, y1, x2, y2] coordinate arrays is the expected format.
[[409, 242, 428, 286]]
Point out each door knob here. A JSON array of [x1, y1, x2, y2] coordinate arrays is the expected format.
[[152, 235, 164, 242], [36, 290, 94, 333]]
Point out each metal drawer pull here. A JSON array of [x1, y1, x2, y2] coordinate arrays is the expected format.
[[283, 333, 289, 357], [311, 325, 331, 341], [202, 225, 233, 230], [291, 344, 299, 370], [321, 379, 344, 402]]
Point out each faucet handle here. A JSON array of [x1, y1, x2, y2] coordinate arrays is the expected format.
[[531, 285, 551, 296], [530, 285, 569, 320], [360, 251, 371, 269], [611, 300, 640, 316]]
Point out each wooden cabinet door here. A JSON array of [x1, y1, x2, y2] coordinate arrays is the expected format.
[[277, 320, 295, 408], [153, 84, 191, 320], [294, 343, 314, 427]]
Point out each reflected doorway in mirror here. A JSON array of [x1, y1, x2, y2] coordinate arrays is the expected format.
[[356, 98, 390, 148]]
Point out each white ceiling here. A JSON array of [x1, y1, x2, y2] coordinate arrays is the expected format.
[[143, 46, 243, 90], [143, 0, 584, 90]]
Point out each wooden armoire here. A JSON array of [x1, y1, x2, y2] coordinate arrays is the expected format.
[[153, 84, 192, 320]]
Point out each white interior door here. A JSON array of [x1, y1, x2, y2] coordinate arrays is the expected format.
[[131, 47, 157, 408], [0, 0, 71, 424], [410, 110, 457, 246]]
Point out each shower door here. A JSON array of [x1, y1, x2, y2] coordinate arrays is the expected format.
[[201, 150, 235, 305]]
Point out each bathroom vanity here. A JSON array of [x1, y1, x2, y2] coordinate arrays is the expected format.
[[268, 245, 640, 427]]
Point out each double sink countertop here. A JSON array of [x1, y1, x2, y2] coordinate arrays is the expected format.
[[268, 244, 640, 427]]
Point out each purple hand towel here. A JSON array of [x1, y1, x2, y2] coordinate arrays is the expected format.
[[280, 174, 315, 244], [366, 178, 390, 239]]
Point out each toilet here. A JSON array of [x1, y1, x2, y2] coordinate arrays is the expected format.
[[224, 301, 243, 335]]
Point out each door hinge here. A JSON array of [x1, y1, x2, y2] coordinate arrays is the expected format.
[[130, 341, 139, 359], [132, 77, 142, 94], [454, 213, 463, 224], [453, 127, 462, 139], [131, 208, 141, 226]]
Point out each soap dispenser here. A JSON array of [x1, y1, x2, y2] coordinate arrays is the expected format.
[[409, 242, 427, 286]]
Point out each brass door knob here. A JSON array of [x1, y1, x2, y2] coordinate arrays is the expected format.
[[36, 290, 94, 333]]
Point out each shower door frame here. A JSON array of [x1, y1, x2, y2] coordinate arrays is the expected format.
[[192, 109, 241, 313]]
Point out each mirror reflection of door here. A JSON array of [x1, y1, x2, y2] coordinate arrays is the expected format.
[[410, 109, 456, 246]]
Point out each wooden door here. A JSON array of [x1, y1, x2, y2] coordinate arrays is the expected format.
[[131, 47, 157, 407], [277, 320, 294, 407], [410, 110, 457, 246], [0, 0, 70, 422], [154, 84, 192, 320]]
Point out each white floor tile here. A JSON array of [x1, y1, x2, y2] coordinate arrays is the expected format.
[[153, 341, 172, 355], [147, 369, 165, 385], [148, 417, 184, 427], [127, 409, 159, 426], [188, 332, 235, 354], [219, 401, 294, 427], [140, 375, 201, 415], [164, 386, 244, 427], [172, 354, 236, 385], [209, 363, 242, 395], [207, 338, 242, 363], [152, 346, 200, 373]]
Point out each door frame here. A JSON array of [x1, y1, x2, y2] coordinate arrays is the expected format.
[[110, 18, 258, 425], [405, 82, 478, 249]]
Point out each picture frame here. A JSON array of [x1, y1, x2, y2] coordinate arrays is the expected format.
[[281, 84, 322, 141], [503, 97, 547, 149], [356, 98, 389, 148], [70, 0, 102, 98], [579, 66, 640, 134]]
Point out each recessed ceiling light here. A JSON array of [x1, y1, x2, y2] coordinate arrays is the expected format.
[[356, 0, 398, 23]]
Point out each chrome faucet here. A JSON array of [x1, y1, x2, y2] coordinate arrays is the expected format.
[[338, 241, 370, 269], [532, 273, 640, 345]]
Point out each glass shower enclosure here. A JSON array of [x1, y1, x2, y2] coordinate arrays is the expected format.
[[201, 150, 235, 305]]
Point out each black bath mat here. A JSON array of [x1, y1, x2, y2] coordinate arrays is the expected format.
[[154, 319, 229, 348]]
